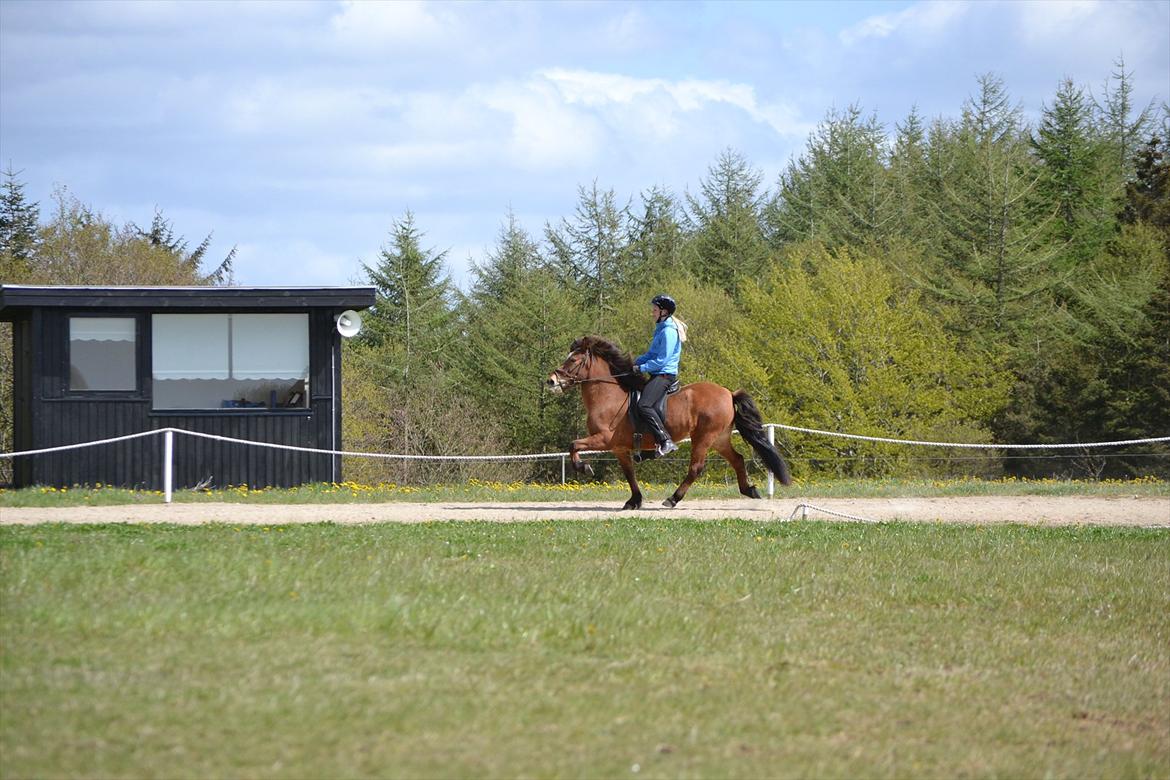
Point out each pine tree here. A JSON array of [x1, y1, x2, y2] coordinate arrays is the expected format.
[[887, 107, 933, 248], [348, 212, 466, 481], [767, 105, 893, 249], [545, 181, 631, 331], [132, 209, 235, 285], [626, 185, 688, 288], [1121, 134, 1170, 232], [1030, 77, 1113, 268], [685, 148, 770, 294], [469, 209, 543, 306], [359, 211, 457, 383], [917, 75, 1056, 355], [1095, 56, 1156, 197], [0, 165, 40, 280], [459, 266, 590, 467]]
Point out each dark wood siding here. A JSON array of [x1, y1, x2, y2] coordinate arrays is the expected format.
[[11, 317, 33, 486], [17, 306, 349, 490]]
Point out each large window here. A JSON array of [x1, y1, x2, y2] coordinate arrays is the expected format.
[[69, 317, 137, 391], [152, 313, 310, 410]]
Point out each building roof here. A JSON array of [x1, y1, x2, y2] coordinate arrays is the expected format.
[[0, 285, 376, 317]]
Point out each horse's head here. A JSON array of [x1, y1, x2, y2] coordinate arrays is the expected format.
[[547, 336, 642, 394], [546, 343, 597, 395]]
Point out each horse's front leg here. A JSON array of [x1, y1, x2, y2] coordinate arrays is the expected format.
[[614, 450, 642, 510], [568, 431, 615, 478]]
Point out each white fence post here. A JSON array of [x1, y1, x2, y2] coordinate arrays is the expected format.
[[561, 455, 566, 485], [163, 429, 173, 504], [767, 424, 775, 499]]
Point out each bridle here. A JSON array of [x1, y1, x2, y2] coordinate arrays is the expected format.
[[552, 350, 633, 389]]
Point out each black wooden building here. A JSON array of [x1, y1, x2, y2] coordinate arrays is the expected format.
[[1, 285, 375, 489]]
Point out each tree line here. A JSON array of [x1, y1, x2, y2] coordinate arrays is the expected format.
[[3, 65, 1168, 484]]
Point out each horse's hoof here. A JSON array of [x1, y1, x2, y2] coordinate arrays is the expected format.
[[742, 485, 762, 499], [662, 497, 677, 508], [622, 496, 643, 511], [574, 462, 594, 477]]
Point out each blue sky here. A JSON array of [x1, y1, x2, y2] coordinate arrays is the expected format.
[[2, 0, 1167, 289]]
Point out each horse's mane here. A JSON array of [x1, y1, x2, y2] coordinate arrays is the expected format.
[[570, 336, 646, 391]]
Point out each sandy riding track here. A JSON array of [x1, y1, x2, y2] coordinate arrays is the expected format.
[[1, 496, 1167, 527]]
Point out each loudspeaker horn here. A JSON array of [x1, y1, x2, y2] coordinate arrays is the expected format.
[[336, 310, 362, 338]]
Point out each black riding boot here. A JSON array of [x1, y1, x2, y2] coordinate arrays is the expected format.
[[644, 411, 677, 457], [637, 374, 678, 458]]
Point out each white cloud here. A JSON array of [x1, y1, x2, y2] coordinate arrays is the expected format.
[[329, 0, 451, 48], [207, 66, 812, 177], [477, 78, 605, 170], [540, 69, 810, 138], [1016, 0, 1101, 41], [840, 1, 969, 45]]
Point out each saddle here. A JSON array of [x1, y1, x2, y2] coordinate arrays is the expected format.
[[629, 379, 681, 458]]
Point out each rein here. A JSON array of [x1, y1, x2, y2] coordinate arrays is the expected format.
[[574, 373, 631, 386], [558, 371, 633, 388], [555, 351, 635, 388]]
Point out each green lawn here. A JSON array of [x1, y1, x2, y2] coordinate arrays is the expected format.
[[2, 520, 1167, 779]]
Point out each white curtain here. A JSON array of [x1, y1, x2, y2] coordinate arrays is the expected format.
[[231, 314, 309, 379], [152, 314, 230, 380], [152, 313, 308, 381], [70, 318, 135, 342]]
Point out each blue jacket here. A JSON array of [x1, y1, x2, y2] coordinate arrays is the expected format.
[[635, 317, 681, 375]]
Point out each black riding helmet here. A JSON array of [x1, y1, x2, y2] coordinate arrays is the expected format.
[[651, 294, 676, 316]]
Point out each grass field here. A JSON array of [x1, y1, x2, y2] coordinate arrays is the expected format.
[[2, 520, 1167, 779]]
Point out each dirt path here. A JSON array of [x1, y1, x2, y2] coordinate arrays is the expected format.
[[1, 496, 1167, 527]]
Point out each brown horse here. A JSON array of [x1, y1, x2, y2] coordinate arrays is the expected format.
[[547, 336, 792, 509]]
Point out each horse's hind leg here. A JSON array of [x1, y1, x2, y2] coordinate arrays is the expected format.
[[663, 432, 716, 508], [714, 430, 761, 499], [615, 450, 642, 510]]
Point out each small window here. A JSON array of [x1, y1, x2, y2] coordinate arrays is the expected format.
[[152, 313, 309, 410], [69, 317, 137, 391]]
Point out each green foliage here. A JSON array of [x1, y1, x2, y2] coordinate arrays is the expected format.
[[1122, 132, 1170, 232], [1030, 77, 1115, 267], [0, 165, 40, 278], [716, 243, 1010, 477], [545, 181, 632, 331], [132, 208, 236, 285], [5, 65, 1169, 483], [684, 148, 771, 294], [459, 267, 591, 472], [626, 185, 688, 285], [21, 187, 225, 286], [768, 105, 894, 248], [610, 276, 742, 389], [358, 211, 457, 380], [344, 212, 497, 483]]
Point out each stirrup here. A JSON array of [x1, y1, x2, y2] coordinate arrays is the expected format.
[[656, 439, 678, 457]]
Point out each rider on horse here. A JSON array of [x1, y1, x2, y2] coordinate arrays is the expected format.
[[634, 294, 683, 457]]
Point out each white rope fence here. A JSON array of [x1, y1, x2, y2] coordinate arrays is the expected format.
[[766, 423, 1170, 449], [1, 426, 1167, 504]]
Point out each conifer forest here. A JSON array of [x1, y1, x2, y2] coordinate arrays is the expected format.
[[3, 70, 1168, 484]]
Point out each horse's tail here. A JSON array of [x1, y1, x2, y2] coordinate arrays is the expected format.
[[732, 391, 792, 486]]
